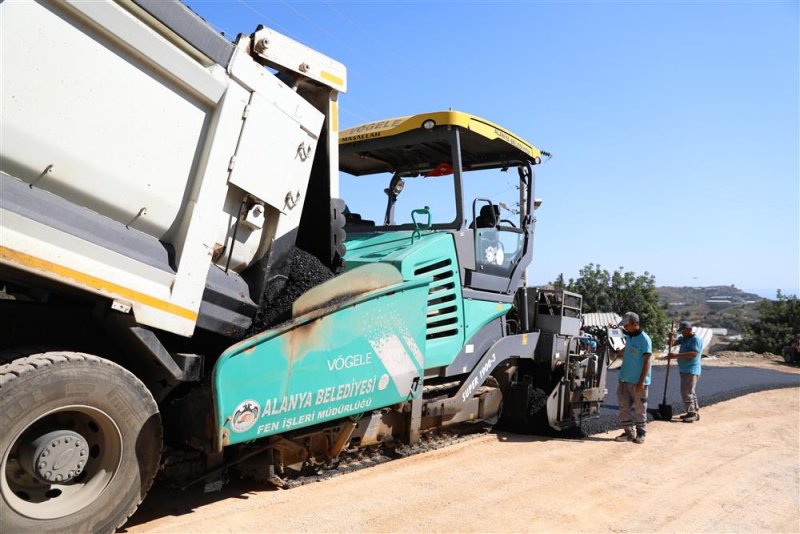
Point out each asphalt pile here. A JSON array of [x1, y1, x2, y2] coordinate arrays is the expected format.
[[247, 248, 334, 335]]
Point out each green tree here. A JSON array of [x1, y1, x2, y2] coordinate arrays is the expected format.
[[556, 263, 670, 349], [736, 291, 800, 353], [553, 272, 566, 289]]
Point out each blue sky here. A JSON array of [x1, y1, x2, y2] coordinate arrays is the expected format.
[[187, 0, 799, 298]]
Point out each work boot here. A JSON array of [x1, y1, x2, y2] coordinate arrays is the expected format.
[[267, 473, 286, 488], [615, 428, 635, 442], [682, 412, 699, 423], [633, 432, 646, 444]]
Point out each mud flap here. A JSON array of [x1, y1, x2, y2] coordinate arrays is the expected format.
[[213, 265, 429, 449], [546, 383, 563, 429]]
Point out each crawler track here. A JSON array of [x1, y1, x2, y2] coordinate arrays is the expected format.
[[282, 426, 489, 488]]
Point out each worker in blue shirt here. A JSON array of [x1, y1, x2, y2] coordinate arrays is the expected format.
[[578, 330, 597, 353], [614, 312, 652, 444], [669, 320, 703, 422]]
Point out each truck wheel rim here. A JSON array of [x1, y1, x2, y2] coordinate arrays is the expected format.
[[1, 405, 123, 520]]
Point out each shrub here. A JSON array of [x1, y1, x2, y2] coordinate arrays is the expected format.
[[735, 291, 800, 353], [555, 263, 670, 349]]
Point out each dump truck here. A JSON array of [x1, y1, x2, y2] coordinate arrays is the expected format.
[[0, 1, 607, 532]]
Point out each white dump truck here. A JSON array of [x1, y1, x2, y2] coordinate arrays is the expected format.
[[1, 1, 347, 530]]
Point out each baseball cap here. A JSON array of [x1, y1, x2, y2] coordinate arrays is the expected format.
[[678, 321, 693, 331], [620, 312, 639, 326]]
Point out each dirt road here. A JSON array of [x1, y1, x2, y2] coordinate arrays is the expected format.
[[124, 385, 799, 533]]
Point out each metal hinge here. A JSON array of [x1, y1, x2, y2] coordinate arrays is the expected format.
[[111, 299, 132, 313], [228, 155, 237, 171], [297, 141, 312, 162], [242, 104, 250, 119]]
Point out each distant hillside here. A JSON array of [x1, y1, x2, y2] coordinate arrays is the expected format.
[[656, 285, 762, 306], [656, 285, 763, 332]]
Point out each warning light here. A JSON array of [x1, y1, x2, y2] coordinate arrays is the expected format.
[[425, 162, 453, 177]]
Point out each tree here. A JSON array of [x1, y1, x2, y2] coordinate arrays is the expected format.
[[556, 263, 670, 349], [735, 291, 800, 354]]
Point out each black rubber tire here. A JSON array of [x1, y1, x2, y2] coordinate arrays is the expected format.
[[497, 383, 550, 434], [0, 352, 162, 534], [525, 387, 551, 434], [0, 345, 56, 366]]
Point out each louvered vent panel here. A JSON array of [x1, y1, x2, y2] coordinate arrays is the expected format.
[[413, 259, 459, 340]]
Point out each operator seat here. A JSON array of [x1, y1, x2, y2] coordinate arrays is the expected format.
[[473, 204, 499, 229], [342, 204, 374, 226]]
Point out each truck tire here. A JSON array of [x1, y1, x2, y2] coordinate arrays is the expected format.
[[0, 345, 56, 365], [0, 352, 162, 534]]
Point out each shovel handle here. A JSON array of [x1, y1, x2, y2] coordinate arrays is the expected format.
[[662, 321, 675, 405]]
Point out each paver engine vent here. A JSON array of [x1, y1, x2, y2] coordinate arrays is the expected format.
[[414, 259, 459, 340]]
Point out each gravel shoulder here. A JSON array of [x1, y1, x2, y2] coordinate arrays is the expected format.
[[620, 350, 800, 372], [124, 385, 800, 533]]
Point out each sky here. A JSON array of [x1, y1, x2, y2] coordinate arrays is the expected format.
[[186, 0, 799, 298]]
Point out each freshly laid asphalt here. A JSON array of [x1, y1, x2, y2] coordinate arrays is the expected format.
[[575, 363, 800, 437]]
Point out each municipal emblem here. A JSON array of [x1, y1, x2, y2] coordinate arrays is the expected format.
[[231, 400, 260, 432]]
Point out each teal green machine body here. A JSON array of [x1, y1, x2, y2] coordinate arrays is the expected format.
[[213, 276, 429, 447]]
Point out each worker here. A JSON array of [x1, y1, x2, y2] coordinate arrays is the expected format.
[[614, 312, 652, 444], [669, 320, 703, 422], [782, 334, 800, 366], [578, 329, 597, 354]]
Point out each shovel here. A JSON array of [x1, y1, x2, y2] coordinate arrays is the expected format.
[[658, 322, 675, 420]]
